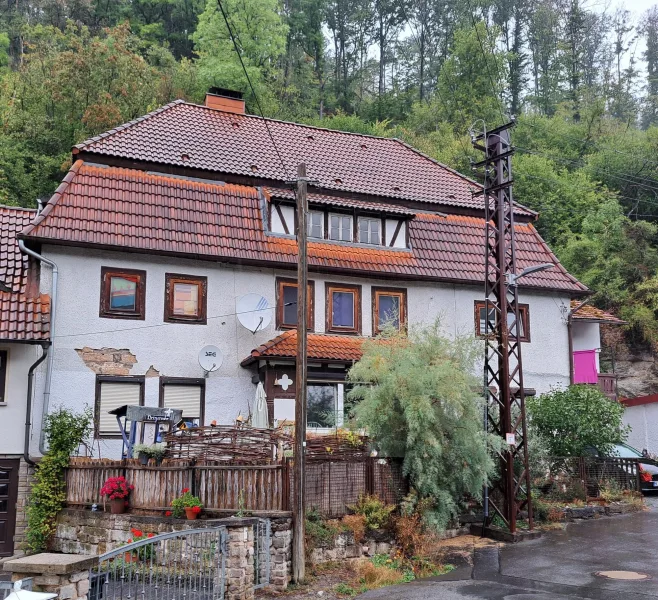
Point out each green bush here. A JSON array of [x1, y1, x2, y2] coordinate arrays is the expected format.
[[527, 385, 629, 457], [26, 407, 92, 553], [348, 494, 395, 530]]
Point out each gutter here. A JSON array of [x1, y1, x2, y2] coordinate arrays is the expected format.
[[24, 343, 49, 465], [18, 240, 58, 455], [568, 298, 591, 385]]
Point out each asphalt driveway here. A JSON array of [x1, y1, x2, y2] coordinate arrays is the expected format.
[[358, 496, 658, 599]]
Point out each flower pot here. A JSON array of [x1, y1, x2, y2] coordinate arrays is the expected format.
[[184, 507, 199, 520], [154, 457, 163, 467], [110, 498, 126, 514], [138, 452, 149, 465], [124, 551, 138, 563]]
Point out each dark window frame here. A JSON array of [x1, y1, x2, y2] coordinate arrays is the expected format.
[[326, 282, 362, 334], [275, 277, 315, 330], [99, 267, 146, 320], [0, 350, 7, 403], [372, 287, 407, 335], [159, 376, 206, 426], [474, 301, 531, 343], [164, 273, 208, 324], [94, 375, 145, 439]]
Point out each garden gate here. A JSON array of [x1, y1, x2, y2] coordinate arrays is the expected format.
[[89, 527, 228, 600]]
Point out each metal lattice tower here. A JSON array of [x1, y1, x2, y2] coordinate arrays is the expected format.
[[471, 120, 533, 533]]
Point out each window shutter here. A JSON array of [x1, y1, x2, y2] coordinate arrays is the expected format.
[[98, 382, 141, 435], [163, 385, 203, 421]]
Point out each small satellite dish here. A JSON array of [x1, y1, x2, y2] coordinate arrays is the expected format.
[[198, 345, 222, 373], [236, 293, 272, 334]]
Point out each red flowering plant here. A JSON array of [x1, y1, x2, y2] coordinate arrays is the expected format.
[[122, 528, 157, 561], [100, 476, 134, 500], [640, 467, 653, 483], [170, 487, 203, 517]]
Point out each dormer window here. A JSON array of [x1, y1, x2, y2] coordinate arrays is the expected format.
[[359, 217, 380, 245], [329, 214, 352, 241], [307, 211, 324, 239]]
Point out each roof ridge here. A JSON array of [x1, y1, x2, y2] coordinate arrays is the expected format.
[[74, 100, 185, 151], [20, 160, 84, 238], [0, 204, 37, 213]]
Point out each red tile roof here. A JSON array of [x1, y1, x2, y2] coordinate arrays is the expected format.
[[1, 205, 36, 292], [241, 331, 365, 365], [570, 301, 626, 324], [22, 162, 587, 294], [0, 205, 50, 341], [73, 101, 536, 216]]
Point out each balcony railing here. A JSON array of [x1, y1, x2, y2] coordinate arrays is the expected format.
[[598, 373, 617, 401]]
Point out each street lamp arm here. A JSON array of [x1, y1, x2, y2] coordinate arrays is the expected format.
[[507, 263, 555, 286]]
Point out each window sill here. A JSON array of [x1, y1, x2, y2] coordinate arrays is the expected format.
[[0, 402, 7, 407]]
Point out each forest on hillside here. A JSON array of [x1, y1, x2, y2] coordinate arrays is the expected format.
[[3, 0, 658, 350]]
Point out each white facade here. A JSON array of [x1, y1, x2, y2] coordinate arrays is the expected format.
[[0, 343, 41, 454], [623, 404, 658, 455], [572, 321, 601, 372], [27, 243, 573, 458]]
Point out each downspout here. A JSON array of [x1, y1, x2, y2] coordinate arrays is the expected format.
[[18, 240, 58, 455], [568, 298, 591, 385], [24, 343, 49, 466]]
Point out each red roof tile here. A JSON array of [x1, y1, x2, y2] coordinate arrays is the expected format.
[[0, 292, 50, 342], [22, 162, 587, 294], [570, 301, 626, 324], [73, 101, 535, 216], [1, 205, 36, 292], [241, 331, 365, 365], [0, 205, 50, 341]]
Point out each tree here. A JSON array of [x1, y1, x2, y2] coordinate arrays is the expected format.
[[527, 385, 628, 457], [642, 6, 658, 128], [347, 324, 500, 531]]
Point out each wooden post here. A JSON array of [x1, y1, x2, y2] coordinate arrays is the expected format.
[[293, 163, 309, 583]]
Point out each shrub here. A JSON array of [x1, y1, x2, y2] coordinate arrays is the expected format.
[[527, 385, 629, 457], [348, 494, 395, 530], [341, 514, 366, 543], [599, 480, 624, 503], [348, 322, 501, 532], [26, 407, 92, 553], [170, 488, 203, 517], [305, 508, 341, 554]]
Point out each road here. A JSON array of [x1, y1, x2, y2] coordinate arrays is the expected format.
[[359, 496, 658, 599]]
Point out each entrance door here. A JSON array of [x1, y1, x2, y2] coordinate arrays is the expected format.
[[0, 459, 19, 556]]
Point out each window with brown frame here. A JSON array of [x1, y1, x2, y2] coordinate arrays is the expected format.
[[474, 301, 530, 342], [164, 274, 207, 324], [372, 287, 407, 335], [0, 350, 7, 403], [99, 267, 146, 320], [160, 377, 205, 426], [276, 278, 315, 330], [326, 283, 361, 334], [94, 375, 145, 438]]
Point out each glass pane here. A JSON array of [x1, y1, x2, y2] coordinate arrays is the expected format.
[[370, 221, 380, 245], [109, 276, 137, 311], [283, 285, 298, 325], [308, 212, 323, 238], [173, 282, 199, 316], [359, 220, 369, 243], [0, 499, 7, 512], [507, 311, 524, 338], [0, 471, 9, 480], [332, 291, 354, 328], [307, 385, 337, 427], [330, 215, 340, 240], [479, 306, 496, 334], [0, 484, 7, 496], [378, 295, 400, 330], [341, 216, 351, 241]]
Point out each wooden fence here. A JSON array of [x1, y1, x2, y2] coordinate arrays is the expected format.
[[65, 457, 406, 516]]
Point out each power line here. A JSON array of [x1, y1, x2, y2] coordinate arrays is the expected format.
[[214, 0, 291, 181]]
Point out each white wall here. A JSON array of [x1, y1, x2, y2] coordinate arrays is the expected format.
[[623, 403, 658, 455], [572, 321, 601, 372], [31, 244, 572, 457], [0, 343, 41, 454]]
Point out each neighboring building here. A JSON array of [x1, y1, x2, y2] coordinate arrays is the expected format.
[[0, 205, 50, 556], [16, 89, 588, 461], [570, 301, 626, 401]]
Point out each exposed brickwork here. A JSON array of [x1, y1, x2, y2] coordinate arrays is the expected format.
[[75, 346, 137, 375], [14, 458, 34, 551]]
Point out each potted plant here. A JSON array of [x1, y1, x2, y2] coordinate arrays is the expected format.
[[100, 476, 134, 514], [133, 444, 151, 465], [150, 443, 166, 466], [171, 488, 203, 520], [122, 528, 156, 562]]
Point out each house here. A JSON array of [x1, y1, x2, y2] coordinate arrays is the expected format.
[[0, 205, 50, 556], [14, 88, 589, 462]]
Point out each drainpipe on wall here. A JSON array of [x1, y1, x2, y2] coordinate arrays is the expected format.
[[18, 240, 58, 455], [568, 298, 591, 385], [24, 343, 49, 466]]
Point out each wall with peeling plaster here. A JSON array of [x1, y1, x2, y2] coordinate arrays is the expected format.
[[30, 245, 571, 458]]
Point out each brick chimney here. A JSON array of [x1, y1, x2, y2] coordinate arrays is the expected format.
[[205, 87, 245, 114]]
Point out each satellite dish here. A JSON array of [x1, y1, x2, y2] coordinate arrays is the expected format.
[[236, 293, 272, 334], [198, 345, 222, 372]]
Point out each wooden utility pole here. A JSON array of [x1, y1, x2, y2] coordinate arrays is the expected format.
[[293, 163, 309, 583]]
